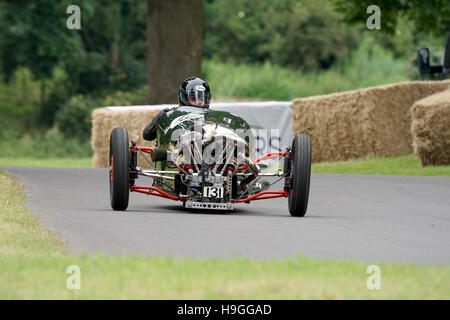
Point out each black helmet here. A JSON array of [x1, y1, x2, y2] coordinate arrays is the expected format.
[[178, 77, 211, 108]]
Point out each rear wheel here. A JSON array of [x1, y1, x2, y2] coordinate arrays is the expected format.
[[288, 134, 311, 217], [109, 127, 130, 211]]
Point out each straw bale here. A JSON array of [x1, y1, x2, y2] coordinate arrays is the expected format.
[[292, 80, 450, 162], [91, 108, 162, 168], [411, 90, 450, 166]]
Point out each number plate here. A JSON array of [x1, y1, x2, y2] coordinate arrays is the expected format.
[[202, 186, 224, 198]]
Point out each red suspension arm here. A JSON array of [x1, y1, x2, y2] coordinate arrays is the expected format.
[[233, 190, 288, 203], [239, 151, 288, 171], [130, 185, 180, 201], [130, 146, 153, 154], [130, 185, 286, 204]]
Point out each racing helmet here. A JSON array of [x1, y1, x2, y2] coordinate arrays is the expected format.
[[178, 77, 211, 108]]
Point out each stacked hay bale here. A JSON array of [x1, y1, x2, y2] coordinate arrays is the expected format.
[[91, 107, 167, 168], [411, 90, 450, 166], [292, 80, 450, 162], [92, 80, 450, 167]]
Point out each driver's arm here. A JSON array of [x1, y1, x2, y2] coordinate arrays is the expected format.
[[143, 108, 170, 141]]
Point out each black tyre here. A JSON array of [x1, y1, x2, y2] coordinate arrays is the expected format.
[[288, 134, 311, 217], [109, 127, 130, 211]]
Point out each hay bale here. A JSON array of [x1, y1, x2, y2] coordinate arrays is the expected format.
[[91, 107, 165, 168], [411, 90, 450, 166], [292, 80, 450, 162]]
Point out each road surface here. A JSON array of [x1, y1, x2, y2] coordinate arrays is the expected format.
[[2, 167, 450, 265]]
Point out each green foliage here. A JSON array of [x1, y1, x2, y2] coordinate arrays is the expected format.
[[0, 67, 41, 122], [102, 87, 147, 107], [0, 0, 146, 91], [54, 95, 99, 141], [204, 0, 359, 70], [39, 68, 73, 126], [54, 86, 147, 140], [0, 66, 76, 127], [0, 129, 92, 159], [332, 38, 409, 87], [0, 0, 85, 80], [64, 0, 147, 95], [0, 0, 147, 129], [331, 0, 450, 35], [204, 39, 408, 100]]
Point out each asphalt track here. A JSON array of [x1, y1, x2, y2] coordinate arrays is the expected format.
[[3, 167, 450, 265]]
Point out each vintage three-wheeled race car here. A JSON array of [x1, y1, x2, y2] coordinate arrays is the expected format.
[[108, 106, 311, 216]]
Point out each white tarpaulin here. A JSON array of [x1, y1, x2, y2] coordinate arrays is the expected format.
[[107, 101, 293, 158], [211, 102, 292, 158]]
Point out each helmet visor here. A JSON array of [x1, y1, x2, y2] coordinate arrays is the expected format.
[[188, 85, 208, 107]]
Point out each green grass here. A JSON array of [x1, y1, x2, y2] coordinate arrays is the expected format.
[[0, 158, 92, 168], [312, 153, 450, 176], [1, 153, 449, 177], [0, 126, 93, 159], [1, 170, 450, 299]]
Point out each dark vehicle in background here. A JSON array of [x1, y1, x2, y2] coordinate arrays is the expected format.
[[417, 31, 450, 79]]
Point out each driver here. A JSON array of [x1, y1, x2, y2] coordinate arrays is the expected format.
[[143, 77, 211, 141], [142, 76, 266, 194]]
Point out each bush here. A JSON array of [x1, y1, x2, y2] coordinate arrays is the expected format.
[[204, 0, 359, 70], [102, 87, 147, 106], [0, 67, 41, 125], [54, 86, 147, 141], [55, 95, 99, 141], [0, 129, 92, 159], [204, 39, 409, 100]]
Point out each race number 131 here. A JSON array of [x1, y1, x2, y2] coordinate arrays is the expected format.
[[203, 187, 224, 198]]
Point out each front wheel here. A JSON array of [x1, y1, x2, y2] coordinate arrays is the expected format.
[[288, 134, 311, 217], [109, 127, 130, 211]]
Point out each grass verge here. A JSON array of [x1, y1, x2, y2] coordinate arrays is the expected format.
[[1, 153, 449, 176], [311, 154, 450, 176], [0, 158, 92, 168], [1, 171, 450, 299]]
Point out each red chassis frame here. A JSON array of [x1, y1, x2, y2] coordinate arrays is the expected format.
[[129, 146, 289, 204]]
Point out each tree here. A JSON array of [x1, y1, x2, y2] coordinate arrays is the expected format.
[[203, 0, 358, 70], [0, 0, 148, 125], [331, 0, 450, 35], [0, 0, 88, 125], [65, 0, 147, 95], [0, 0, 85, 81], [146, 0, 204, 104]]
